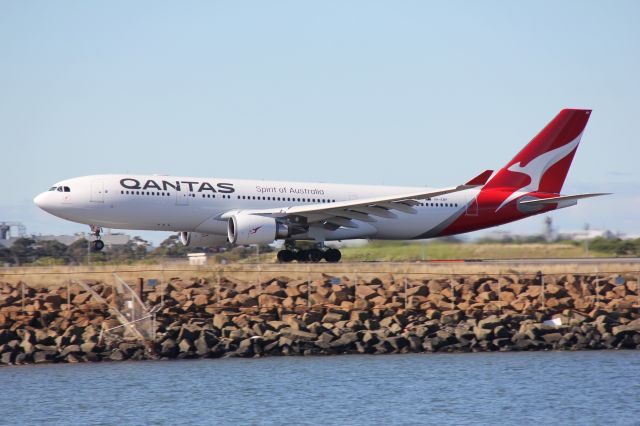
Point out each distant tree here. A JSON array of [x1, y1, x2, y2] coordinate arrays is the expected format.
[[152, 235, 194, 257], [66, 238, 91, 265], [9, 238, 37, 265], [34, 240, 69, 261], [0, 246, 13, 265]]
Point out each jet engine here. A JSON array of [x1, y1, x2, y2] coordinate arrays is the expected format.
[[179, 231, 228, 247], [227, 213, 290, 245]]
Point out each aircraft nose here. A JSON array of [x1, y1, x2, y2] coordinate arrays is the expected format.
[[34, 192, 50, 211]]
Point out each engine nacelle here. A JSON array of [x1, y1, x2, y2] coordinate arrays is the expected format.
[[227, 213, 289, 245], [179, 231, 190, 246], [179, 232, 228, 247]]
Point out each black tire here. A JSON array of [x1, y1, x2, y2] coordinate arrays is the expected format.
[[93, 240, 105, 251], [324, 248, 341, 263], [295, 250, 308, 262], [277, 250, 295, 263], [307, 248, 323, 263]]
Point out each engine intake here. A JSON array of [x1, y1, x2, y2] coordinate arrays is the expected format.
[[227, 213, 290, 245]]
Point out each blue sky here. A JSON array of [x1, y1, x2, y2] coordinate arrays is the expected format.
[[1, 1, 638, 244]]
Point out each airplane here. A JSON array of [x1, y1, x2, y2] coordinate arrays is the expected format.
[[34, 109, 608, 262]]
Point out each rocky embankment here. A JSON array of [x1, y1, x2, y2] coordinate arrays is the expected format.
[[1, 273, 640, 365]]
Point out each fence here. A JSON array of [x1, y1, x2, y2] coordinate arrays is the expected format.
[[2, 266, 639, 320]]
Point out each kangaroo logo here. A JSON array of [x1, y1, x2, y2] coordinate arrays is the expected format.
[[496, 132, 583, 211]]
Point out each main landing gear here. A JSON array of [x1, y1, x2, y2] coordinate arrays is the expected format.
[[90, 225, 104, 251], [277, 242, 342, 263]]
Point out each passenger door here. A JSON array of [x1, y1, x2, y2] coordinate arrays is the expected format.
[[176, 188, 189, 206]]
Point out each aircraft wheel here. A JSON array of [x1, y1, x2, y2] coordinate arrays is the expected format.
[[277, 250, 295, 263], [295, 250, 308, 262], [93, 240, 105, 251], [324, 248, 341, 263], [307, 249, 323, 263]]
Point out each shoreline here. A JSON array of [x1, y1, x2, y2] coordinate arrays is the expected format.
[[1, 267, 640, 366]]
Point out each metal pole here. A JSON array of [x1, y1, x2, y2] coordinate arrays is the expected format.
[[21, 282, 25, 313], [595, 268, 600, 309], [403, 273, 408, 310], [541, 272, 545, 311], [152, 313, 156, 342], [355, 272, 359, 306], [497, 270, 502, 315], [67, 281, 70, 310], [450, 277, 455, 311], [161, 266, 165, 307], [217, 270, 221, 306], [596, 267, 600, 309]]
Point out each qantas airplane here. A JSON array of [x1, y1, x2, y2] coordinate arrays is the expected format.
[[34, 109, 607, 262]]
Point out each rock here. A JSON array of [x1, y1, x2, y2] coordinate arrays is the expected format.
[[258, 294, 283, 307], [160, 338, 179, 358], [282, 328, 317, 342], [193, 294, 209, 306], [33, 350, 56, 363], [407, 285, 428, 297], [0, 351, 13, 364], [349, 311, 370, 322], [329, 332, 359, 349], [355, 286, 377, 300], [61, 344, 81, 357], [178, 338, 192, 353], [213, 314, 231, 329], [322, 312, 345, 323], [109, 350, 125, 361], [612, 319, 640, 336], [542, 333, 563, 344]]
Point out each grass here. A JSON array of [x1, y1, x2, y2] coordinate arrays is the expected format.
[[339, 241, 607, 262]]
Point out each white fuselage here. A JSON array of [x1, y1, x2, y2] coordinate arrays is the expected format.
[[34, 174, 480, 241]]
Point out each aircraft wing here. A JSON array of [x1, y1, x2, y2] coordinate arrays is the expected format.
[[222, 170, 493, 228]]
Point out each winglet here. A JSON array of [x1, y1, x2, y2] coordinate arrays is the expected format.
[[465, 170, 494, 186]]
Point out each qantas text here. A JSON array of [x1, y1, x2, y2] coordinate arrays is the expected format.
[[120, 178, 235, 193]]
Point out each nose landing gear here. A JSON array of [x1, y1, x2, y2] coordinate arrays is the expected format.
[[90, 225, 105, 251]]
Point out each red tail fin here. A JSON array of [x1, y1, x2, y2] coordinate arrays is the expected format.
[[485, 109, 592, 194]]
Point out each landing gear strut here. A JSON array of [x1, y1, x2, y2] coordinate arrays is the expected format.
[[90, 225, 104, 251], [277, 242, 342, 263]]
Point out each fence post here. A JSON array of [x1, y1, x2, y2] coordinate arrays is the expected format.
[[403, 271, 408, 310], [595, 268, 600, 309], [216, 270, 221, 306], [497, 270, 502, 315], [540, 271, 545, 311]]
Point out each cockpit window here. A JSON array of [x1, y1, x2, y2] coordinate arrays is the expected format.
[[63, 186, 70, 192], [57, 187, 63, 192], [49, 187, 57, 191]]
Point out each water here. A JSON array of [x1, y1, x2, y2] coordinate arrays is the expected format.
[[1, 351, 639, 425]]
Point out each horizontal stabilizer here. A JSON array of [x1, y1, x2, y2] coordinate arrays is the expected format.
[[518, 193, 611, 206], [465, 170, 494, 186]]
